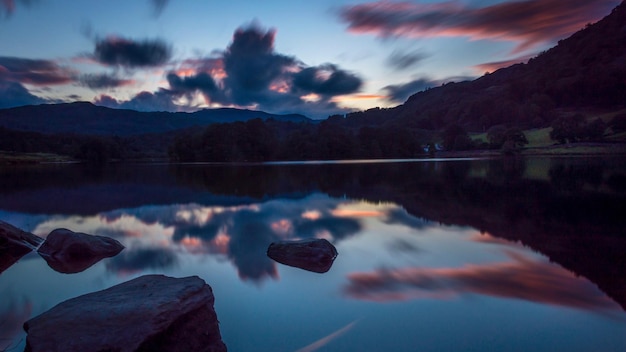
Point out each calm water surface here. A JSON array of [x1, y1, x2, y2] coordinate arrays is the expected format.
[[1, 157, 625, 351]]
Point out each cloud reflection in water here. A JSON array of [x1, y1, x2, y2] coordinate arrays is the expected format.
[[344, 250, 620, 313], [26, 194, 365, 283]]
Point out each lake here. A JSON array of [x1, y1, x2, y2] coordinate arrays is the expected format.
[[1, 157, 625, 351]]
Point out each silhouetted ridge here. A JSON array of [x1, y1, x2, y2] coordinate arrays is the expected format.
[[0, 102, 311, 136]]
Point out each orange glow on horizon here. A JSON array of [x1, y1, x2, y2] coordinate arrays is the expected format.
[[331, 94, 387, 102], [331, 209, 382, 218]]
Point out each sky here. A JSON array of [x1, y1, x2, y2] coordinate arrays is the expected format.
[[0, 0, 620, 119]]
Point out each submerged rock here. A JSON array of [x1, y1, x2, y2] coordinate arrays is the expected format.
[[37, 228, 124, 273], [23, 274, 227, 352], [0, 220, 43, 274], [267, 238, 338, 273]]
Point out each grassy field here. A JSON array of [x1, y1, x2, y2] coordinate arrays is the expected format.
[[0, 151, 75, 165]]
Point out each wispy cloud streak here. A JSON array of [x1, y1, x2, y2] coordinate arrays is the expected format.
[[339, 0, 620, 53], [344, 250, 620, 312]]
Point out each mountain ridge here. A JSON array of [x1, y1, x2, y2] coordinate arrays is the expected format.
[[0, 101, 311, 136]]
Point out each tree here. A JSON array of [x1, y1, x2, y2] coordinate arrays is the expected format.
[[503, 127, 528, 149], [487, 125, 507, 149], [550, 114, 585, 143], [442, 124, 472, 151]]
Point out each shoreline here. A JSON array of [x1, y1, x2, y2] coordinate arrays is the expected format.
[[2, 142, 626, 166]]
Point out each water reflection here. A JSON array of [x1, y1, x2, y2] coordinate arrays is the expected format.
[[345, 250, 617, 313], [1, 157, 625, 351], [0, 297, 31, 349], [17, 195, 364, 283]]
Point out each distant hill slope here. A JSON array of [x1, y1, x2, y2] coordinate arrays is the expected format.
[[348, 0, 626, 132], [0, 102, 311, 136]]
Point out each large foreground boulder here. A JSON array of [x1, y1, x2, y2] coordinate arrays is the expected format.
[[23, 274, 227, 352], [37, 228, 124, 273], [0, 220, 43, 274], [267, 238, 338, 273]]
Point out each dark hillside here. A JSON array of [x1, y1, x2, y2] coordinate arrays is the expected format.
[[348, 1, 626, 132]]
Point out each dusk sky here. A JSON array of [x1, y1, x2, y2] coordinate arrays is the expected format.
[[0, 0, 620, 118]]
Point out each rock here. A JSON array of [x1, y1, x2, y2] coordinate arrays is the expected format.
[[267, 238, 338, 273], [0, 220, 43, 274], [23, 274, 227, 352], [37, 228, 124, 274]]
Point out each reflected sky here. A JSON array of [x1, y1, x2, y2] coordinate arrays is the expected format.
[[2, 173, 626, 351]]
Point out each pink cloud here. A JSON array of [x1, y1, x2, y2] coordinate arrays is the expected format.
[[344, 250, 620, 312], [474, 53, 536, 73], [0, 57, 75, 85], [340, 0, 620, 53]]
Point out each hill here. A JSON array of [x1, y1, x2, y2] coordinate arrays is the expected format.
[[0, 102, 311, 136], [345, 0, 626, 132]]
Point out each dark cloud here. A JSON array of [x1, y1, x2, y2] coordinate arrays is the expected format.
[[92, 25, 363, 118], [93, 36, 172, 68], [382, 77, 436, 103], [106, 247, 178, 273], [0, 81, 45, 108], [339, 0, 620, 53], [79, 73, 134, 89], [344, 250, 619, 312], [166, 71, 229, 105], [222, 25, 297, 105], [0, 56, 74, 85], [292, 64, 362, 96], [94, 89, 182, 112], [150, 0, 169, 17], [386, 49, 428, 70]]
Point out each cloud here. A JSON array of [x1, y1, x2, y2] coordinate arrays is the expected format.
[[0, 80, 45, 108], [386, 49, 428, 70], [474, 53, 536, 73], [344, 250, 620, 312], [106, 246, 178, 274], [382, 77, 437, 103], [93, 36, 172, 68], [93, 24, 363, 118], [79, 73, 134, 89], [0, 56, 74, 85], [292, 64, 362, 96], [166, 71, 229, 105], [150, 0, 169, 17], [222, 25, 298, 105], [339, 0, 620, 53], [94, 89, 183, 112], [382, 208, 430, 230]]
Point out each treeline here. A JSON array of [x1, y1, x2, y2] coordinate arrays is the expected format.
[[168, 118, 432, 162], [0, 127, 170, 163]]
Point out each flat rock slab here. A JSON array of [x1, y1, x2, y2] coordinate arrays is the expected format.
[[23, 274, 227, 352], [0, 220, 43, 274], [267, 238, 338, 273], [37, 228, 124, 273]]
